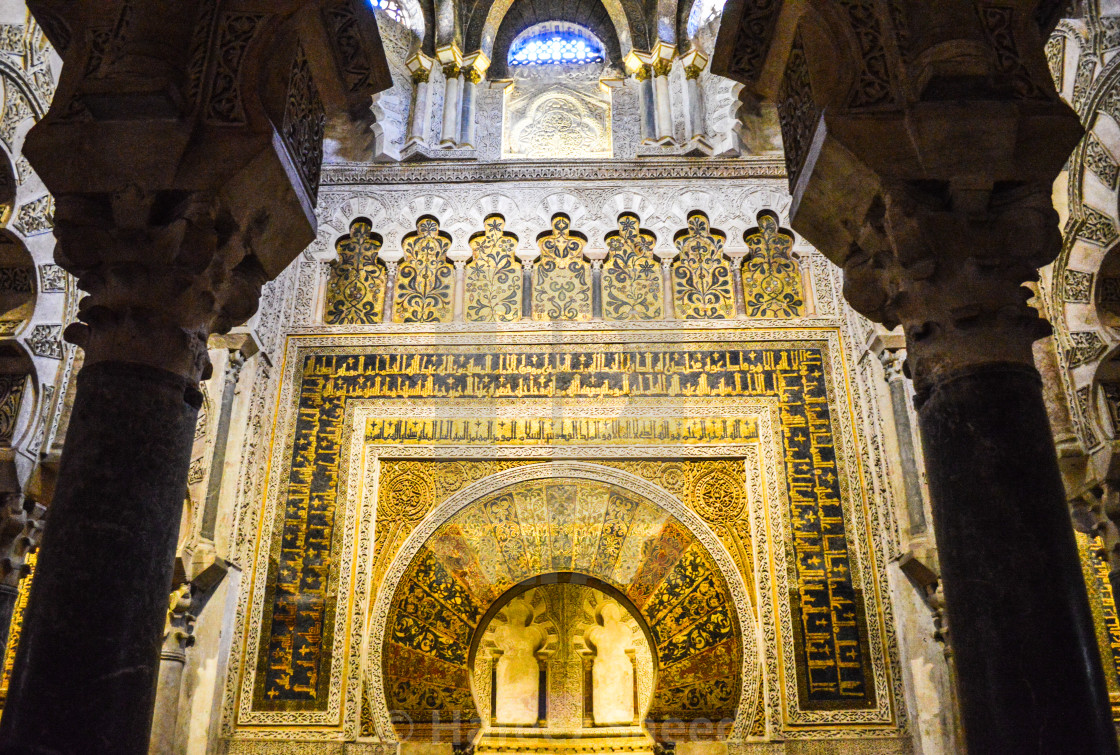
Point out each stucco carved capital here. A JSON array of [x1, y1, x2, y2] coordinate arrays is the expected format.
[[843, 183, 1059, 397]]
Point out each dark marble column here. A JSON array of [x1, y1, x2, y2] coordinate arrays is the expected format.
[[919, 365, 1116, 753], [1, 3, 389, 752], [0, 363, 200, 754], [711, 1, 1113, 748]]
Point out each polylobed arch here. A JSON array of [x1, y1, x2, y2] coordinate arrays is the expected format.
[[368, 462, 758, 745]]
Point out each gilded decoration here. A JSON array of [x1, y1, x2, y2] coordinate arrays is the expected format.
[[381, 478, 742, 738], [247, 338, 879, 726], [1078, 532, 1120, 718], [602, 213, 663, 321], [0, 550, 33, 704], [672, 212, 735, 320], [533, 214, 592, 321], [466, 215, 523, 322], [393, 216, 454, 323], [325, 219, 387, 325], [0, 373, 25, 444], [742, 212, 805, 318]]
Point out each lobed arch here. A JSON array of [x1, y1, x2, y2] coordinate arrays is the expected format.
[[367, 462, 759, 744], [1049, 48, 1120, 462]]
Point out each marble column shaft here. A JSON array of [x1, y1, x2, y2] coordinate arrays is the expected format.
[[711, 3, 1113, 747], [1, 363, 199, 754], [0, 3, 390, 750], [440, 66, 463, 146], [408, 76, 433, 146]]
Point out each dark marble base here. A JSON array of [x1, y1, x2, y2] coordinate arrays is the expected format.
[[0, 361, 200, 755], [919, 364, 1118, 754]]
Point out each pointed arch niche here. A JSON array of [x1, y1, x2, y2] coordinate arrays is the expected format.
[[367, 462, 758, 747]]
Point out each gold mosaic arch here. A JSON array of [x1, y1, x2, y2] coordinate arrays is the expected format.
[[367, 462, 759, 744]]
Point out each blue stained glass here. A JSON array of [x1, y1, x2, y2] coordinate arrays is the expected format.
[[509, 26, 605, 66], [370, 0, 405, 25]]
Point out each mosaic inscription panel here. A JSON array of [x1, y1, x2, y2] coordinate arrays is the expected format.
[[250, 338, 878, 717]]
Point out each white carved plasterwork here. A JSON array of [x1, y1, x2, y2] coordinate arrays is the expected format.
[[503, 80, 612, 160], [221, 325, 904, 744]]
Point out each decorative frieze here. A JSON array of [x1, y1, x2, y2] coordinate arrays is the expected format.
[[1068, 330, 1108, 367], [37, 264, 66, 293]]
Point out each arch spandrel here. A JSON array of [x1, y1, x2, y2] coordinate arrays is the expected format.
[[368, 462, 758, 744]]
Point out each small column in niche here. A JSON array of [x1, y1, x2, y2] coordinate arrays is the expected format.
[[405, 53, 435, 147], [585, 603, 636, 726], [437, 44, 464, 147], [487, 597, 549, 726], [460, 51, 491, 149]]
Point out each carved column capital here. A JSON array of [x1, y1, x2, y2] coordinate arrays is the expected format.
[[160, 584, 195, 663], [844, 183, 1059, 396], [23, 0, 393, 383], [713, 0, 1083, 397], [56, 189, 271, 383], [877, 348, 905, 384]]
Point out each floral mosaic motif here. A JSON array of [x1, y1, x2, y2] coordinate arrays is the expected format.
[[742, 211, 805, 317], [382, 479, 742, 735], [672, 211, 735, 319], [324, 219, 387, 325], [1080, 206, 1119, 247], [0, 373, 25, 444], [1063, 269, 1093, 304], [465, 214, 522, 322], [394, 216, 454, 323], [533, 214, 592, 321], [602, 213, 663, 321], [1069, 331, 1108, 367]]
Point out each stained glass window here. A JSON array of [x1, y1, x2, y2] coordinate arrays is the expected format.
[[686, 0, 727, 36], [370, 0, 406, 25], [509, 22, 605, 66]]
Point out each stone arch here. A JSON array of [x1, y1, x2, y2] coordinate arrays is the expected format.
[[0, 231, 35, 337], [0, 340, 34, 453], [367, 462, 758, 744], [468, 0, 641, 78], [1049, 48, 1120, 458]]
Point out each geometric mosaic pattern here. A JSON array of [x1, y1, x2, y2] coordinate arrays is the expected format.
[[251, 340, 875, 722]]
